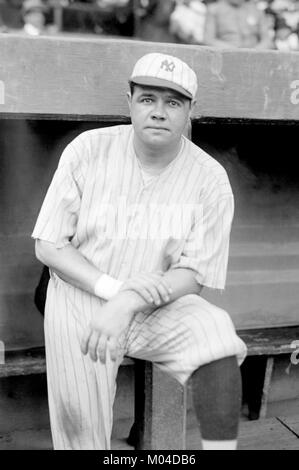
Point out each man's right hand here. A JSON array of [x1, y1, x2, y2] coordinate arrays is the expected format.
[[119, 271, 173, 307]]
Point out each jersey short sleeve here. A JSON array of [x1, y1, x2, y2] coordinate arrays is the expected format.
[[170, 171, 234, 290], [31, 135, 88, 248]]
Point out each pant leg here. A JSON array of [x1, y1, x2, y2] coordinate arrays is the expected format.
[[45, 280, 122, 450], [125, 294, 247, 385]]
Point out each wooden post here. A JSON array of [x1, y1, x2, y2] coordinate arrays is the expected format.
[[259, 357, 275, 419], [133, 360, 187, 450]]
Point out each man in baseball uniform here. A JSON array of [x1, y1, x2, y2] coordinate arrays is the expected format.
[[32, 52, 247, 450]]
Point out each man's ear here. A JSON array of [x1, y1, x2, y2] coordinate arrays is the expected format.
[[190, 98, 197, 115], [126, 91, 132, 111], [183, 118, 192, 139]]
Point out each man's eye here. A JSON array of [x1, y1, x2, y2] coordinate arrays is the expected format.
[[169, 100, 180, 107], [141, 98, 153, 103]]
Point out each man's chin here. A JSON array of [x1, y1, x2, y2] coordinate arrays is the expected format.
[[145, 138, 170, 149], [142, 131, 171, 146]]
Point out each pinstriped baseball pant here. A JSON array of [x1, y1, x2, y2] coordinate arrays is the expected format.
[[45, 287, 247, 450]]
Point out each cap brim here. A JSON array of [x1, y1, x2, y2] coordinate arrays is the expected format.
[[130, 76, 193, 100]]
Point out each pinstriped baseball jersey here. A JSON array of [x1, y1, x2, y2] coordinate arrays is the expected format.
[[31, 124, 247, 450], [32, 124, 234, 293]]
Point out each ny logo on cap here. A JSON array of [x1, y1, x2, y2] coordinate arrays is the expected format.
[[160, 60, 175, 73]]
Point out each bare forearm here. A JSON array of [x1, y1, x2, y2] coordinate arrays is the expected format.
[[164, 267, 203, 299], [118, 268, 203, 315], [35, 239, 102, 295], [35, 240, 203, 314]]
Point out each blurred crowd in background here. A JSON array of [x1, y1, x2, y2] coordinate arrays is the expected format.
[[1, 0, 299, 51]]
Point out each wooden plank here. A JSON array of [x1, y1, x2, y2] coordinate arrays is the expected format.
[[266, 398, 299, 418], [238, 327, 299, 356], [3, 326, 296, 374], [0, 348, 46, 377], [278, 416, 299, 436], [0, 36, 299, 120], [134, 360, 186, 450], [185, 411, 299, 450], [238, 417, 299, 450], [0, 348, 134, 378], [0, 355, 46, 378], [1, 415, 298, 450]]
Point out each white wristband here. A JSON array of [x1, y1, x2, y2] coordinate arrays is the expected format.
[[94, 274, 123, 300]]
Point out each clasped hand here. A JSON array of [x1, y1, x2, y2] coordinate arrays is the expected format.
[[81, 271, 173, 363]]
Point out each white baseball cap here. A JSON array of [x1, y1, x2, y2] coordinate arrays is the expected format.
[[130, 52, 198, 101]]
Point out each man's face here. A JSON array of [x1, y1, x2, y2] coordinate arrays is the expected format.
[[127, 85, 195, 150]]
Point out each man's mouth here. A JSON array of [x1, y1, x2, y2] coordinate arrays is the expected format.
[[145, 126, 169, 131]]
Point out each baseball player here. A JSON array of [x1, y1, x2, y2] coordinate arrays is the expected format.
[[32, 52, 247, 450]]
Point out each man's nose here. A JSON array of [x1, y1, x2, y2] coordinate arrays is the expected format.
[[151, 100, 166, 119]]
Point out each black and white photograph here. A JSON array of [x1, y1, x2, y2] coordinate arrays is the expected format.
[[0, 0, 299, 454]]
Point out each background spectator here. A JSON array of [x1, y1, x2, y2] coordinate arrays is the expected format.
[[134, 0, 176, 42], [274, 14, 299, 49], [22, 0, 48, 35], [203, 0, 274, 48], [169, 0, 207, 44], [0, 0, 299, 49], [62, 0, 134, 35], [0, 0, 23, 31]]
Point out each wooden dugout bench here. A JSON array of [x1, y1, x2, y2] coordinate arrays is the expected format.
[[0, 35, 299, 449], [1, 326, 299, 449]]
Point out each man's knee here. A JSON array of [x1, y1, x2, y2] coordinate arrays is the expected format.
[[177, 294, 235, 341]]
